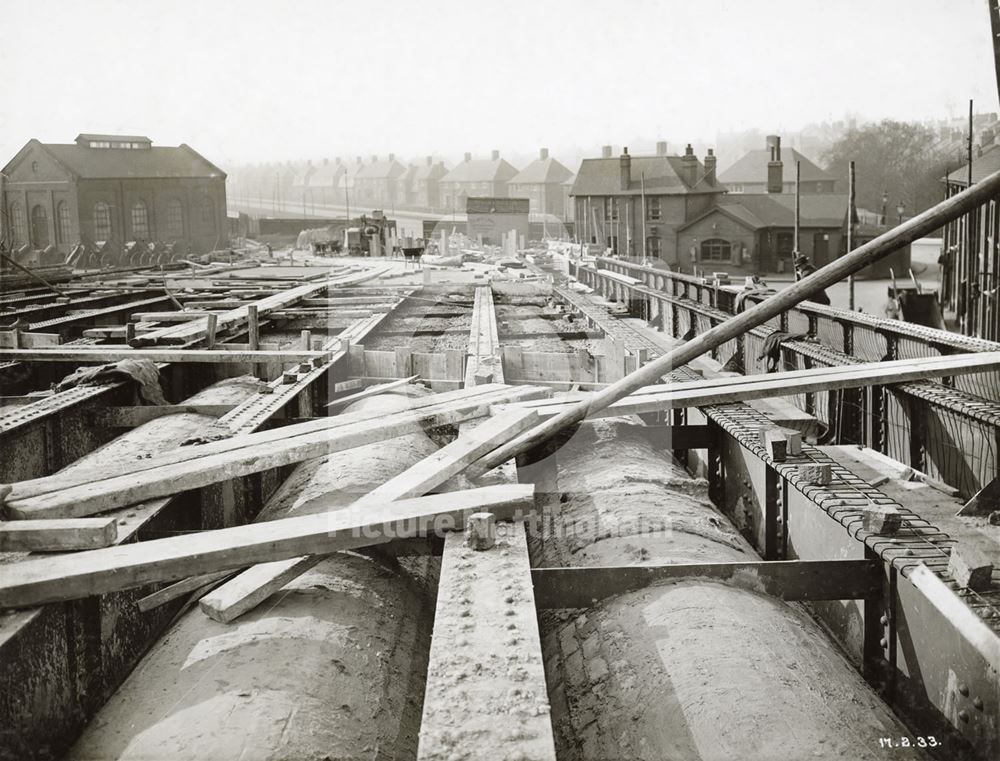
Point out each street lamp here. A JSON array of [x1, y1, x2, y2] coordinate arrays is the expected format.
[[881, 190, 889, 226], [896, 201, 906, 225]]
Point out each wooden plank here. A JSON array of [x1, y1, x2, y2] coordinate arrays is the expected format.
[[0, 332, 60, 348], [325, 375, 419, 409], [135, 570, 234, 612], [531, 559, 883, 609], [4, 386, 549, 518], [0, 484, 535, 609], [0, 347, 330, 364], [0, 517, 118, 552], [505, 352, 1000, 422], [199, 408, 539, 623]]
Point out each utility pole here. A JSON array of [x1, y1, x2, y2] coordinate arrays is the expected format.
[[640, 172, 647, 261], [847, 160, 856, 311], [793, 161, 801, 278]]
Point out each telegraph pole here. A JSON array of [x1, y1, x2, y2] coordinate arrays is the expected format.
[[847, 161, 856, 311]]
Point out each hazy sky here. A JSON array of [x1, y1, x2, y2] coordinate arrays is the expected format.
[[1, 0, 996, 167]]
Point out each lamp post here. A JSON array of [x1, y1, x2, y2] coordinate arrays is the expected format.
[[881, 190, 889, 226], [897, 201, 906, 226]]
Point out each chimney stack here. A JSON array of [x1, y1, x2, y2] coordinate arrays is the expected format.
[[464, 152, 472, 162], [601, 145, 613, 159], [491, 149, 500, 160], [620, 147, 631, 191], [704, 148, 717, 184], [656, 140, 668, 156], [681, 143, 698, 186], [540, 147, 549, 160], [767, 139, 783, 194]]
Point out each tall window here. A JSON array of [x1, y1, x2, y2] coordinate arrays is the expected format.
[[165, 198, 184, 238], [700, 238, 731, 262], [93, 201, 112, 240], [647, 197, 661, 220], [30, 205, 49, 247], [646, 236, 661, 258], [9, 202, 26, 246], [56, 201, 72, 244], [605, 197, 619, 220], [131, 200, 150, 238], [201, 197, 216, 232]]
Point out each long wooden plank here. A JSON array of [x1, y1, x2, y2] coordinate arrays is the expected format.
[[4, 398, 524, 519], [0, 347, 330, 364], [198, 408, 540, 623], [0, 484, 534, 609], [135, 570, 234, 612], [505, 351, 1000, 421], [531, 559, 882, 609], [324, 375, 419, 409], [6, 383, 541, 503], [0, 517, 118, 552]]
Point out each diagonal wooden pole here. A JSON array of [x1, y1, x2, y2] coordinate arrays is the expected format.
[[475, 168, 1000, 474]]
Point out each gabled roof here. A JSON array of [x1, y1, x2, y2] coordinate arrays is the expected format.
[[5, 139, 225, 179], [442, 158, 519, 184], [413, 160, 448, 181], [510, 156, 573, 185], [291, 164, 316, 188], [678, 192, 850, 232], [718, 148, 834, 184], [570, 154, 726, 196], [309, 160, 346, 186], [945, 144, 1000, 186], [356, 159, 406, 180]]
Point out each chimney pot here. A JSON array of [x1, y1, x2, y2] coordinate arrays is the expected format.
[[491, 149, 500, 160], [602, 145, 613, 159], [681, 144, 698, 186], [540, 147, 549, 160], [704, 149, 717, 184], [464, 152, 472, 162], [684, 143, 694, 156], [656, 140, 668, 156]]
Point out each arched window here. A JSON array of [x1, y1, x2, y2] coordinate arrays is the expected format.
[[131, 200, 150, 239], [201, 196, 216, 232], [9, 202, 26, 246], [700, 238, 731, 262], [30, 205, 49, 247], [165, 198, 184, 238], [93, 201, 112, 240], [56, 201, 72, 244]]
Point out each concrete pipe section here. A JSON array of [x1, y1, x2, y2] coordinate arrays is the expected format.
[[534, 418, 927, 761], [68, 390, 442, 761]]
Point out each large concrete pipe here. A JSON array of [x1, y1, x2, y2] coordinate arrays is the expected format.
[[535, 418, 926, 761], [0, 376, 263, 760], [69, 390, 443, 761]]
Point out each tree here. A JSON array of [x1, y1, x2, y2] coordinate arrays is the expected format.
[[823, 120, 952, 220]]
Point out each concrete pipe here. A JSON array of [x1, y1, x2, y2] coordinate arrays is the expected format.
[[535, 418, 926, 761], [69, 390, 443, 761]]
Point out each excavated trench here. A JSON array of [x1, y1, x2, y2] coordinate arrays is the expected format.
[[34, 284, 933, 760]]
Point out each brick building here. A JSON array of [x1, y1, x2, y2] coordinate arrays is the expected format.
[[569, 143, 726, 261], [440, 151, 518, 212], [507, 148, 573, 217], [2, 133, 227, 255], [354, 155, 406, 208], [411, 156, 448, 210]]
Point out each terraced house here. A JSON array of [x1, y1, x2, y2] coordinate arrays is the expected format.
[[1, 133, 227, 255]]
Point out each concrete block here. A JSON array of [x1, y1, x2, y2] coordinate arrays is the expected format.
[[948, 546, 993, 591], [465, 511, 496, 550], [862, 504, 902, 535], [798, 463, 832, 485], [758, 428, 787, 462]]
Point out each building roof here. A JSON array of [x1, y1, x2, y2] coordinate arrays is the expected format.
[[6, 139, 226, 180], [309, 159, 346, 187], [570, 154, 726, 196], [413, 160, 448, 181], [442, 158, 519, 184], [357, 158, 407, 180], [75, 133, 152, 144], [945, 143, 1000, 186], [291, 163, 316, 189], [678, 192, 850, 232], [717, 148, 834, 184], [510, 156, 573, 185]]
